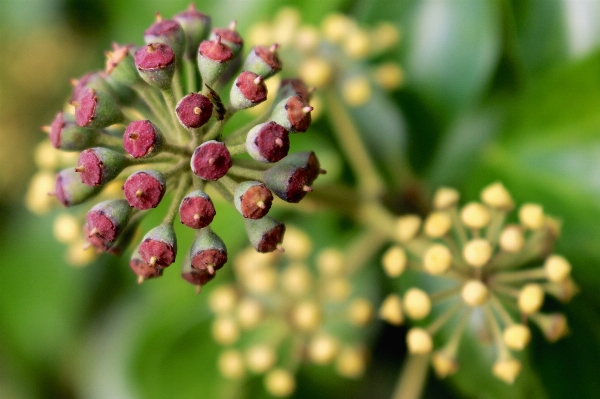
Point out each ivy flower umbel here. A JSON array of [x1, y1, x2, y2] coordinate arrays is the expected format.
[[379, 182, 575, 384], [32, 4, 323, 288], [209, 227, 375, 397]]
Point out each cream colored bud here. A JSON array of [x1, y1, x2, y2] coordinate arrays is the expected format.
[[433, 187, 460, 210], [395, 215, 422, 243], [102, 179, 125, 197], [237, 298, 263, 329], [281, 263, 312, 296], [481, 182, 514, 210], [272, 8, 300, 46], [316, 248, 345, 276], [292, 301, 321, 331], [373, 62, 404, 90], [432, 351, 458, 378], [460, 202, 491, 229], [322, 13, 355, 44], [244, 268, 277, 294], [373, 22, 401, 50], [247, 22, 272, 47], [245, 345, 276, 373], [343, 28, 371, 59], [463, 239, 493, 267], [299, 58, 332, 88], [381, 246, 407, 277], [532, 313, 569, 342], [518, 283, 544, 314], [53, 214, 81, 243], [404, 288, 431, 320], [26, 172, 55, 214], [295, 26, 320, 52], [519, 203, 544, 230], [492, 358, 521, 384], [461, 280, 489, 307], [499, 225, 525, 253], [347, 298, 374, 326], [323, 278, 351, 301], [378, 294, 403, 325], [406, 328, 433, 354], [209, 285, 237, 314], [544, 255, 571, 283], [424, 212, 452, 238], [423, 244, 453, 275], [335, 346, 366, 378], [218, 350, 245, 379], [66, 239, 97, 266], [235, 247, 277, 274], [503, 324, 531, 350], [342, 76, 371, 106], [264, 368, 296, 397], [34, 141, 61, 170], [308, 334, 339, 364], [282, 226, 312, 260], [212, 316, 240, 345]]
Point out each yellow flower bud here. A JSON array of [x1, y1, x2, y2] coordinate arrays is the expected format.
[[26, 171, 55, 214], [247, 22, 273, 47], [66, 240, 97, 266], [53, 213, 81, 243], [492, 358, 521, 384], [373, 62, 404, 90], [531, 313, 569, 342], [299, 57, 332, 88], [323, 277, 351, 301], [461, 280, 489, 307], [424, 211, 452, 238], [343, 27, 371, 59], [395, 215, 421, 243], [209, 284, 237, 314], [519, 203, 544, 230], [322, 13, 355, 44], [245, 345, 276, 373], [433, 187, 459, 210], [480, 182, 513, 210], [503, 324, 531, 350], [342, 76, 371, 107], [463, 239, 492, 267], [460, 202, 491, 229], [347, 298, 374, 326], [282, 226, 312, 260], [281, 263, 312, 296], [499, 224, 525, 253], [404, 288, 431, 320], [292, 301, 321, 331], [432, 350, 458, 378], [378, 294, 403, 325], [381, 245, 407, 277], [295, 26, 320, 52], [335, 346, 366, 378], [218, 350, 245, 379], [237, 298, 263, 329], [518, 283, 545, 314], [423, 244, 453, 275], [212, 316, 240, 345], [406, 328, 433, 354], [308, 334, 339, 364], [264, 368, 296, 397], [544, 254, 571, 283], [316, 248, 345, 276]]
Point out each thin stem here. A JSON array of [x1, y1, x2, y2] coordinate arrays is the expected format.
[[162, 141, 193, 156], [427, 301, 462, 335], [184, 56, 198, 94], [484, 303, 509, 358], [429, 286, 462, 303], [345, 227, 388, 274], [325, 89, 385, 198], [489, 294, 515, 327], [172, 68, 184, 104], [209, 180, 234, 203], [218, 174, 239, 194], [223, 112, 270, 145], [492, 268, 546, 283], [94, 133, 123, 148], [163, 174, 191, 225], [232, 157, 271, 170], [227, 142, 247, 155], [133, 85, 172, 134], [227, 165, 264, 181], [391, 354, 429, 399], [163, 159, 189, 179], [444, 308, 471, 356], [204, 120, 224, 142], [162, 87, 188, 143]]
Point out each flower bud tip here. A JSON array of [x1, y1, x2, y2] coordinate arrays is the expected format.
[[228, 20, 237, 30], [253, 76, 263, 85], [70, 100, 80, 108], [277, 244, 285, 252], [302, 106, 313, 113], [88, 227, 99, 237], [149, 256, 157, 266], [137, 275, 144, 284], [303, 185, 312, 192], [41, 125, 51, 133], [256, 201, 266, 209], [154, 12, 162, 22]]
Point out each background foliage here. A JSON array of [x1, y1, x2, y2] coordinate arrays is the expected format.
[[1, 0, 600, 398]]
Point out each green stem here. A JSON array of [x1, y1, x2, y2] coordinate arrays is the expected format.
[[184, 56, 198, 94], [345, 227, 388, 274], [162, 141, 192, 156], [391, 354, 429, 399], [223, 112, 270, 145], [227, 142, 247, 155], [163, 160, 189, 179], [232, 157, 271, 170], [325, 89, 385, 198], [204, 120, 225, 142], [227, 165, 264, 181], [162, 87, 188, 143], [163, 174, 191, 225], [133, 85, 172, 134], [218, 174, 239, 194], [209, 180, 234, 203], [94, 133, 123, 148]]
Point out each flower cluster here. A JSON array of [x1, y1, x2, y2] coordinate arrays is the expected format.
[[209, 227, 375, 397], [378, 182, 575, 383], [34, 4, 322, 288]]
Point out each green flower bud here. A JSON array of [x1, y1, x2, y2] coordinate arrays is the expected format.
[[76, 147, 127, 186], [244, 216, 285, 253], [174, 4, 212, 60], [243, 44, 282, 79], [139, 223, 177, 267], [72, 87, 124, 129], [190, 227, 228, 274], [234, 181, 273, 219], [54, 168, 102, 207], [134, 43, 176, 90], [263, 163, 311, 203]]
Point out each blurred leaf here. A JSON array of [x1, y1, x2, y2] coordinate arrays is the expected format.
[[401, 0, 502, 116]]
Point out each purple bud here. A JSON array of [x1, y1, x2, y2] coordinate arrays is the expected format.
[[271, 95, 312, 133], [182, 255, 215, 289], [244, 216, 285, 253], [123, 120, 163, 158], [72, 88, 124, 129], [278, 78, 311, 102], [85, 199, 132, 244], [139, 223, 177, 268], [123, 170, 166, 210], [197, 37, 234, 86], [243, 44, 282, 79], [245, 121, 290, 163], [76, 147, 127, 186], [55, 168, 102, 207], [179, 190, 216, 229], [190, 228, 228, 274], [105, 43, 142, 87], [210, 23, 243, 55], [134, 43, 176, 90], [144, 17, 184, 59], [175, 92, 214, 128], [263, 163, 311, 203], [190, 140, 232, 180], [173, 4, 211, 59], [49, 112, 96, 151], [229, 71, 268, 110], [130, 247, 163, 283], [234, 181, 273, 219], [279, 151, 323, 185]]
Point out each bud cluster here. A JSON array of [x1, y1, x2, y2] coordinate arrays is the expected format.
[[34, 4, 323, 288], [379, 182, 575, 384], [209, 227, 374, 396]]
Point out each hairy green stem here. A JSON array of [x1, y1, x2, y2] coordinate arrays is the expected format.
[[391, 354, 429, 399]]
